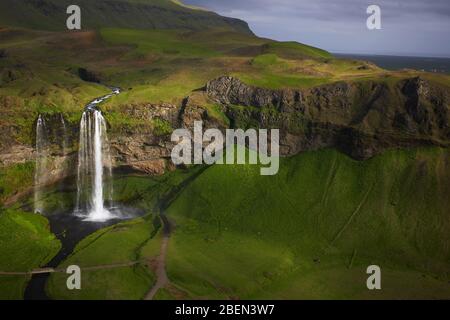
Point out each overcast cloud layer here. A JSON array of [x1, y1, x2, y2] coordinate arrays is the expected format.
[[184, 0, 450, 57]]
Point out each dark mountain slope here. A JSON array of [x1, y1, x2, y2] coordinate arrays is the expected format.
[[0, 0, 253, 34]]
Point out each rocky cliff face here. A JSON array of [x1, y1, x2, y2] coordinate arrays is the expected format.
[[206, 76, 450, 159], [1, 75, 449, 201], [108, 96, 227, 175], [108, 103, 179, 175]]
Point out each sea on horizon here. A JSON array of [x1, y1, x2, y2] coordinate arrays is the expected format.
[[334, 53, 450, 74]]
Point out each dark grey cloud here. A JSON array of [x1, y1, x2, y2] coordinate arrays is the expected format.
[[184, 0, 450, 57]]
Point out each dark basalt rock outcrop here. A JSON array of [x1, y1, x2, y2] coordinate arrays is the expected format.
[[107, 97, 227, 175], [205, 76, 450, 160]]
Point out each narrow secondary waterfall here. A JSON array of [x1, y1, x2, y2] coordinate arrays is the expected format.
[[60, 114, 68, 156], [75, 109, 115, 221], [34, 115, 48, 214]]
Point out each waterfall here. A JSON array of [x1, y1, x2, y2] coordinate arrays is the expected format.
[[34, 115, 48, 214], [75, 109, 115, 221], [60, 114, 68, 156]]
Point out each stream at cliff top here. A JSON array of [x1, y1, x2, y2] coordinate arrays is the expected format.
[[25, 87, 145, 300]]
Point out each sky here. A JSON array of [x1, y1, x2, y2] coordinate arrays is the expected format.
[[183, 0, 450, 57]]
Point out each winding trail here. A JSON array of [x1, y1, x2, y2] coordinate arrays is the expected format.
[[145, 214, 171, 300], [142, 166, 209, 300]]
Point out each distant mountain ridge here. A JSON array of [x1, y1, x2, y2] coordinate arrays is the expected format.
[[0, 0, 253, 34]]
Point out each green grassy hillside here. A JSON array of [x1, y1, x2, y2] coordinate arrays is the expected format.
[[0, 23, 338, 152], [0, 210, 61, 299], [0, 0, 252, 34], [165, 147, 450, 299], [4, 147, 450, 300], [0, 0, 449, 302]]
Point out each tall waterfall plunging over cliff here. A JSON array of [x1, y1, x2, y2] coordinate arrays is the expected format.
[[75, 109, 115, 221], [34, 115, 48, 214]]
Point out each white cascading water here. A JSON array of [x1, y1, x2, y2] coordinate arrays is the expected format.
[[34, 115, 48, 214], [76, 109, 114, 221], [60, 114, 68, 156]]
